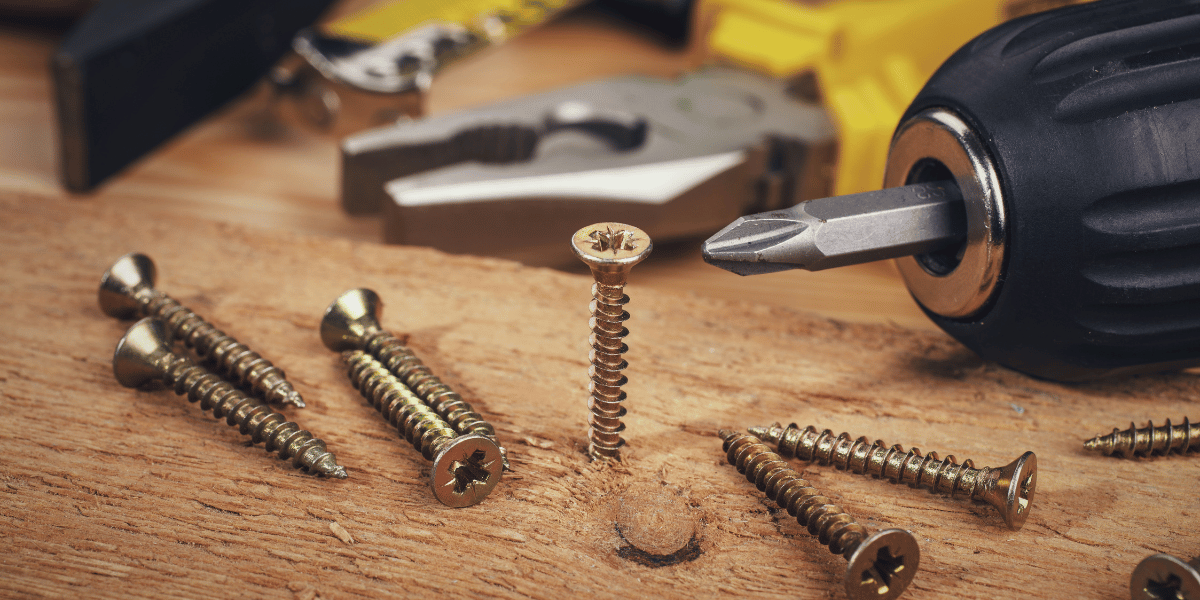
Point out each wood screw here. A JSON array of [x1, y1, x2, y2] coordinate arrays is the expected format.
[[342, 350, 502, 507], [720, 430, 920, 600], [112, 318, 346, 478], [321, 288, 509, 471], [571, 223, 652, 461], [100, 252, 305, 408], [749, 423, 1037, 530], [1085, 417, 1198, 458], [1131, 553, 1200, 600]]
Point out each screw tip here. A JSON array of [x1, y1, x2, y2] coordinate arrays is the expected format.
[[283, 390, 306, 409], [328, 465, 349, 479]]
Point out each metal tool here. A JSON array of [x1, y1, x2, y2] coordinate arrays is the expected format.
[[341, 67, 835, 260], [1084, 418, 1198, 458], [703, 1, 1200, 382], [1131, 553, 1200, 600]]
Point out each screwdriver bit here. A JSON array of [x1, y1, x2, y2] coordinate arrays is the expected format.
[[702, 180, 964, 275]]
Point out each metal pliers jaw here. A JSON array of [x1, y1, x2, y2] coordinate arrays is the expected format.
[[341, 67, 836, 261]]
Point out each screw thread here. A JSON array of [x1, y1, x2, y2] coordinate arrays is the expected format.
[[359, 331, 509, 470], [158, 354, 345, 477], [343, 350, 460, 461], [140, 289, 304, 408], [587, 281, 630, 460], [757, 424, 994, 501], [1085, 417, 1199, 457], [720, 430, 868, 558]]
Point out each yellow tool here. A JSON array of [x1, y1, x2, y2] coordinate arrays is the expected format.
[[323, 0, 580, 43], [695, 0, 1089, 196]]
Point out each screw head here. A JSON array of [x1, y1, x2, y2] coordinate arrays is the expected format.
[[844, 528, 921, 600], [571, 223, 653, 273], [112, 318, 172, 388], [1132, 553, 1200, 600], [99, 253, 156, 319], [995, 451, 1037, 531], [321, 288, 384, 352], [430, 434, 503, 508]]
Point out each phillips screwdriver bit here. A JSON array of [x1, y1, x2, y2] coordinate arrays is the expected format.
[[702, 180, 964, 275]]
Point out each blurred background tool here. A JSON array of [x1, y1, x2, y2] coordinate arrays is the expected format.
[[694, 0, 1090, 196], [704, 0, 1200, 381], [341, 67, 835, 262], [272, 0, 586, 135], [51, 0, 336, 192]]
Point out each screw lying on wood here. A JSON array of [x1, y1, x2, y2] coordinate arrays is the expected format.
[[572, 223, 652, 461], [1085, 418, 1198, 458], [1130, 553, 1200, 600], [720, 430, 920, 600], [112, 318, 346, 478], [343, 350, 502, 507], [321, 288, 509, 471], [100, 252, 305, 408], [749, 423, 1037, 531]]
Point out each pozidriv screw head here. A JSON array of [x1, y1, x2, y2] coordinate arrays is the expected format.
[[99, 252, 156, 319], [995, 451, 1037, 531], [321, 288, 384, 351], [1131, 553, 1200, 600], [845, 529, 921, 600], [112, 317, 172, 387], [431, 434, 503, 508], [571, 223, 653, 275]]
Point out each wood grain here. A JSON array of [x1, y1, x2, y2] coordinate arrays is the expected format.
[[3, 189, 1199, 600]]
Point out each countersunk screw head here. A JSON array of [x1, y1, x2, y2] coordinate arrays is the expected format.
[[988, 451, 1037, 531], [112, 318, 171, 388], [321, 288, 384, 351], [571, 223, 653, 275], [430, 434, 503, 508], [845, 529, 921, 600], [99, 252, 156, 319], [1131, 553, 1200, 600]]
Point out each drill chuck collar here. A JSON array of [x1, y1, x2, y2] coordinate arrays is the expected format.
[[889, 0, 1200, 381]]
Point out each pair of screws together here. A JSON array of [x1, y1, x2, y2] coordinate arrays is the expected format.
[[321, 288, 505, 507], [721, 426, 1038, 600], [103, 254, 347, 478]]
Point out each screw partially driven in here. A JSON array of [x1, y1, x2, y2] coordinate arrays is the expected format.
[[720, 430, 920, 600], [572, 223, 652, 461], [100, 252, 305, 408], [321, 288, 510, 471], [1131, 553, 1200, 600], [750, 423, 1037, 530], [1085, 418, 1198, 458], [343, 350, 502, 507], [112, 318, 346, 478]]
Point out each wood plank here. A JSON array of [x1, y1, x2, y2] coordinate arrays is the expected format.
[[3, 190, 1197, 600]]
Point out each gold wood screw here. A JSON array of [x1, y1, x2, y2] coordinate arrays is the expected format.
[[1131, 553, 1200, 600], [749, 424, 1037, 531], [571, 223, 652, 461], [112, 318, 346, 478], [100, 252, 305, 408], [720, 430, 920, 600], [321, 288, 510, 471], [343, 350, 502, 507], [1085, 418, 1198, 458]]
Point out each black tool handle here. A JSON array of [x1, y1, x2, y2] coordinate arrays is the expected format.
[[903, 0, 1200, 381]]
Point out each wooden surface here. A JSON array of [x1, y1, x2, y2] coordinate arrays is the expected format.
[[2, 5, 1199, 600]]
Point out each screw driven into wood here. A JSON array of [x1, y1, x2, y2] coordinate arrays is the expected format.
[[720, 430, 920, 600], [112, 318, 346, 478], [749, 423, 1037, 531], [1085, 418, 1198, 458], [321, 288, 509, 471], [571, 223, 652, 461], [343, 350, 502, 507], [1131, 553, 1200, 600], [100, 252, 305, 408]]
